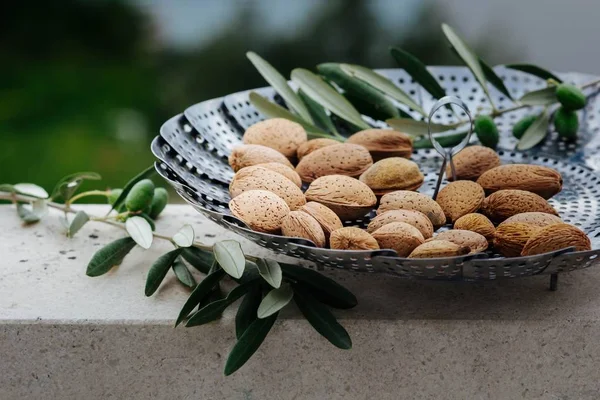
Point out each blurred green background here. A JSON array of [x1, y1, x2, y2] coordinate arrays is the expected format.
[[1, 0, 596, 198]]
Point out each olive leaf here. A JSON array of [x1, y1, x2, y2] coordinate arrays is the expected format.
[[442, 23, 492, 103], [386, 118, 462, 137], [51, 172, 101, 201], [297, 89, 340, 135], [224, 312, 279, 376], [389, 47, 446, 99], [519, 86, 557, 106], [340, 64, 426, 116], [293, 286, 352, 350], [181, 247, 214, 274], [108, 165, 155, 214], [145, 248, 183, 296], [413, 130, 470, 149], [86, 237, 136, 277], [257, 283, 293, 318], [235, 284, 262, 339], [479, 58, 513, 100], [125, 216, 153, 250], [280, 263, 357, 309], [256, 258, 282, 289], [175, 266, 226, 326], [248, 92, 330, 138], [17, 203, 41, 224], [13, 183, 49, 199], [172, 224, 194, 248], [213, 240, 245, 279], [517, 110, 550, 150], [172, 258, 196, 288], [185, 280, 259, 327], [291, 68, 370, 129], [0, 184, 15, 193], [246, 52, 313, 123], [67, 210, 90, 238], [505, 64, 563, 83]]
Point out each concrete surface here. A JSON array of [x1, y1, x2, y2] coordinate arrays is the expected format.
[[1, 205, 600, 399]]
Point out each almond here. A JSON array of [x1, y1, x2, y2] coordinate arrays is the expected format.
[[254, 162, 302, 188], [409, 240, 470, 258], [305, 175, 377, 221], [242, 118, 307, 158], [330, 227, 379, 250], [299, 202, 343, 243], [453, 213, 495, 243], [493, 222, 540, 257], [359, 157, 424, 195], [229, 166, 306, 211], [476, 164, 563, 199], [229, 190, 290, 234], [436, 181, 485, 223], [377, 190, 446, 228], [229, 144, 293, 172], [446, 145, 501, 181], [295, 143, 373, 183], [346, 129, 413, 161], [371, 222, 424, 257], [503, 212, 563, 227], [281, 211, 326, 248], [296, 138, 339, 160], [366, 210, 433, 239], [521, 223, 591, 256], [432, 230, 488, 254], [481, 189, 558, 223]]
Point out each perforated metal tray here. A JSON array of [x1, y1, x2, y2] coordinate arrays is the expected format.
[[152, 66, 600, 280]]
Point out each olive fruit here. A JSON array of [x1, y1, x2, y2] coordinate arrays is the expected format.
[[512, 115, 537, 139], [474, 115, 499, 148], [556, 83, 586, 111], [125, 179, 155, 212], [554, 107, 579, 141], [149, 187, 169, 219]]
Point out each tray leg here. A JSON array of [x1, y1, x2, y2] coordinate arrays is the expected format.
[[549, 273, 558, 291]]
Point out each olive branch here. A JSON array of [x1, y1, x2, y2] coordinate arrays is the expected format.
[[0, 167, 356, 376]]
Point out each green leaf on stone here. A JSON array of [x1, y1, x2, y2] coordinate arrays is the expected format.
[[181, 247, 214, 274], [13, 183, 49, 199], [224, 312, 279, 376], [67, 210, 90, 238], [172, 257, 196, 288], [386, 118, 462, 137], [108, 165, 155, 214], [389, 47, 446, 99], [125, 216, 153, 250], [291, 68, 370, 129], [505, 64, 563, 83], [175, 266, 226, 326], [246, 52, 313, 123], [519, 86, 557, 106], [17, 203, 41, 224], [235, 284, 262, 339], [517, 110, 551, 150], [172, 224, 194, 247], [145, 248, 183, 297], [86, 237, 136, 277], [293, 286, 352, 350], [256, 258, 282, 289], [257, 283, 293, 319], [51, 172, 101, 202], [213, 240, 245, 279]]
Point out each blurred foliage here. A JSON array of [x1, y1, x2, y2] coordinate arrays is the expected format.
[[0, 0, 519, 200]]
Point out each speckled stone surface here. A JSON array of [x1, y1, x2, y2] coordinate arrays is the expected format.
[[2, 205, 600, 399]]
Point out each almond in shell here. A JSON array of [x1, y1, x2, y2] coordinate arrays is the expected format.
[[305, 175, 377, 221], [371, 222, 424, 257], [254, 162, 302, 187], [481, 189, 558, 223], [366, 209, 433, 239], [346, 129, 413, 161], [243, 118, 307, 158], [446, 145, 501, 181], [377, 190, 446, 228], [330, 227, 379, 250], [296, 138, 339, 160], [295, 143, 373, 183], [432, 230, 488, 254], [436, 181, 485, 223], [476, 164, 563, 199], [493, 222, 541, 257], [453, 213, 495, 243], [299, 202, 343, 243], [503, 212, 563, 227], [229, 144, 293, 172], [229, 190, 290, 234], [409, 240, 470, 259], [521, 223, 591, 256], [229, 166, 306, 211], [359, 157, 424, 195], [281, 211, 326, 248]]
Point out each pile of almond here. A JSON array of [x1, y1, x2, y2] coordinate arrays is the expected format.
[[226, 118, 591, 258]]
